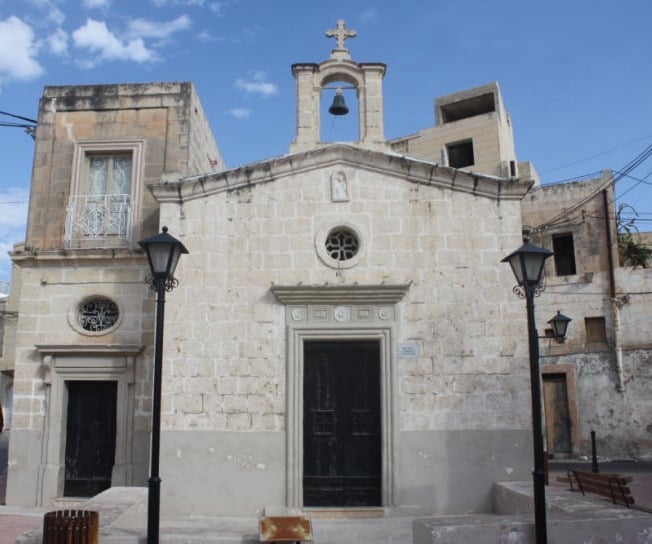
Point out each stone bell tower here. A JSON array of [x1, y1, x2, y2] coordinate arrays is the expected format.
[[290, 20, 387, 153]]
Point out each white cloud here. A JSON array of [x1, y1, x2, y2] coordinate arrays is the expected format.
[[126, 15, 191, 40], [229, 108, 251, 119], [361, 8, 379, 23], [152, 0, 205, 6], [234, 71, 278, 97], [0, 17, 44, 81], [83, 0, 111, 8], [209, 2, 225, 15], [29, 0, 66, 26], [47, 28, 69, 56], [72, 19, 156, 64]]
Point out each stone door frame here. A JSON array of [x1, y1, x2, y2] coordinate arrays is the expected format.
[[36, 344, 143, 505], [272, 284, 409, 509]]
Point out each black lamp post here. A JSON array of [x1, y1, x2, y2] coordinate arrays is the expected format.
[[502, 240, 553, 544], [138, 226, 188, 544]]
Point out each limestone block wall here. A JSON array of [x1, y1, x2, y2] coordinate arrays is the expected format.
[[5, 258, 153, 506], [163, 168, 530, 433], [521, 172, 617, 279], [541, 348, 652, 459], [26, 82, 221, 251], [390, 113, 515, 178], [151, 159, 535, 515], [614, 267, 652, 348]]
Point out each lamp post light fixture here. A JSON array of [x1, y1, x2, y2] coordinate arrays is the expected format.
[[547, 311, 572, 343], [138, 226, 188, 544], [502, 240, 553, 544]]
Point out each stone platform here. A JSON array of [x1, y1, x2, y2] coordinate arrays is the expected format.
[[7, 482, 652, 544]]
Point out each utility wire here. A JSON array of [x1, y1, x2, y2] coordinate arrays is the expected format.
[[0, 110, 37, 140], [0, 110, 36, 124], [534, 143, 652, 232], [540, 133, 652, 176]]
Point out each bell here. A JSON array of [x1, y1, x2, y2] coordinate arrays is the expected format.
[[328, 88, 349, 116]]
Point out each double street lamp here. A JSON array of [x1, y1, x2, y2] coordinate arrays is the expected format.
[[502, 240, 571, 544], [139, 227, 188, 544]]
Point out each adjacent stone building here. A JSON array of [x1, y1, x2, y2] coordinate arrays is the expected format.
[[3, 21, 651, 516]]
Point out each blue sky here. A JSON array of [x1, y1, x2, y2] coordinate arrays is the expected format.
[[1, 0, 652, 284]]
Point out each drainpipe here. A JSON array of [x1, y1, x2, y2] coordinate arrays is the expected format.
[[602, 188, 625, 392]]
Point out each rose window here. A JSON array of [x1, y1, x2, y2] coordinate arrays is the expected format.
[[325, 228, 359, 261]]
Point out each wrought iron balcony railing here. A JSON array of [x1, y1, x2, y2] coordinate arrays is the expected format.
[[64, 194, 132, 248]]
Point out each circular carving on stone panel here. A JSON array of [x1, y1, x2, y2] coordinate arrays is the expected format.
[[70, 296, 122, 336], [378, 307, 392, 321], [291, 308, 307, 321], [315, 223, 364, 270], [334, 306, 352, 322]]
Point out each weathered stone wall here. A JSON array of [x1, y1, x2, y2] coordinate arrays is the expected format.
[[148, 151, 535, 515], [5, 258, 153, 506], [542, 348, 652, 459], [26, 82, 221, 251], [392, 113, 512, 178], [521, 172, 617, 278], [161, 165, 529, 433]]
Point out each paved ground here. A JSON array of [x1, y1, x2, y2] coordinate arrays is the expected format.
[[0, 431, 650, 544]]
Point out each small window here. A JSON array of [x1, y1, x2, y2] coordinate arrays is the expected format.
[[447, 140, 474, 168], [585, 317, 607, 344], [77, 297, 120, 333], [552, 233, 577, 276], [325, 227, 359, 261]]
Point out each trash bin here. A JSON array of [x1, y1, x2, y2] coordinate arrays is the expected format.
[[43, 510, 99, 544]]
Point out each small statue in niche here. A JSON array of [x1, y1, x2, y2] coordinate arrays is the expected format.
[[331, 170, 348, 201]]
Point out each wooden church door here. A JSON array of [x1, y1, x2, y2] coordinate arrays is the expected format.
[[64, 380, 117, 497], [303, 340, 381, 506]]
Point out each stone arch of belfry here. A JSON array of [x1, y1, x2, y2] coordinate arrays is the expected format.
[[290, 20, 387, 153]]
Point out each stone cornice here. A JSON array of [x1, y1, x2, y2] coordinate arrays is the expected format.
[[148, 144, 533, 205], [270, 283, 411, 305], [36, 344, 145, 356], [11, 247, 146, 267]]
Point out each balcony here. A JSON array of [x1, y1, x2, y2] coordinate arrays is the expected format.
[[65, 194, 132, 249]]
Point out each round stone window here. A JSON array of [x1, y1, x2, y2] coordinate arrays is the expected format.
[[315, 223, 365, 269], [77, 297, 120, 333], [325, 227, 359, 261]]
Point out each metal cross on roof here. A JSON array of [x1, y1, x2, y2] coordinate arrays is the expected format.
[[325, 19, 357, 51]]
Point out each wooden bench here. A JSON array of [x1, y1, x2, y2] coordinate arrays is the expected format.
[[564, 469, 635, 508]]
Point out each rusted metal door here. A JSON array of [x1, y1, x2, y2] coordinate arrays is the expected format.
[[303, 340, 381, 506], [542, 374, 572, 454], [64, 380, 117, 497]]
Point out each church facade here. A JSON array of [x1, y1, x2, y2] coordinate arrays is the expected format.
[[3, 21, 651, 516]]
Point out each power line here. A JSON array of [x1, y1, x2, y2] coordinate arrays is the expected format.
[[0, 110, 36, 140], [534, 143, 652, 232], [540, 133, 652, 176]]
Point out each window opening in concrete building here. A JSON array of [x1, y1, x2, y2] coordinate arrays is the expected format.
[[552, 233, 577, 276], [440, 93, 495, 123], [303, 340, 381, 506], [320, 83, 359, 143], [326, 227, 359, 261], [64, 380, 117, 497], [447, 140, 474, 168], [585, 316, 607, 344]]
